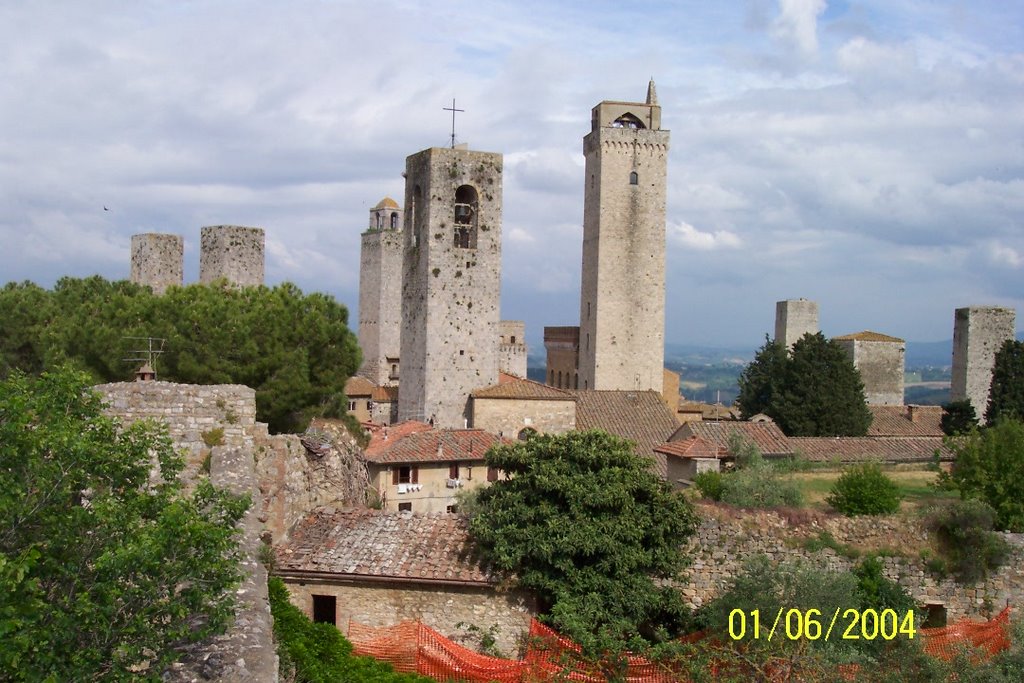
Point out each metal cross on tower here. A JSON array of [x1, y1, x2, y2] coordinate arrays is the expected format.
[[443, 98, 464, 148]]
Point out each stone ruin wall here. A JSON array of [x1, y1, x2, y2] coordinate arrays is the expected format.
[[684, 505, 1024, 623], [199, 225, 266, 287], [130, 233, 184, 294]]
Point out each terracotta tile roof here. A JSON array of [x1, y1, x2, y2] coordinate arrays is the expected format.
[[275, 507, 491, 584], [788, 436, 951, 462], [344, 375, 376, 397], [364, 423, 507, 464], [834, 330, 905, 343], [572, 390, 680, 477], [472, 376, 576, 400], [370, 385, 399, 402], [654, 436, 727, 459], [671, 421, 793, 457], [868, 405, 944, 437]]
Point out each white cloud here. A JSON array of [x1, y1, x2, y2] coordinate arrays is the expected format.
[[668, 222, 741, 251], [771, 0, 827, 56], [988, 243, 1022, 268]]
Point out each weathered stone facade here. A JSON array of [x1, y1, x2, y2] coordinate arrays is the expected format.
[[398, 146, 503, 428], [358, 198, 404, 386], [835, 331, 905, 406], [543, 325, 579, 389], [951, 306, 1016, 421], [498, 320, 527, 378], [774, 298, 819, 350], [130, 232, 183, 294], [199, 225, 265, 287], [578, 82, 668, 393], [281, 579, 534, 657], [471, 396, 576, 438]]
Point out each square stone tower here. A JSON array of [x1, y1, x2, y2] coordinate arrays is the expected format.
[[130, 233, 183, 294], [498, 320, 527, 378], [775, 299, 819, 350], [834, 331, 906, 406], [199, 225, 265, 287], [578, 80, 669, 391], [398, 146, 503, 428], [358, 197, 404, 386], [951, 306, 1016, 421]]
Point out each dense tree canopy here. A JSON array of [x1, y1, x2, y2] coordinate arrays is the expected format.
[[736, 332, 871, 436], [986, 339, 1024, 425], [0, 277, 362, 433], [946, 419, 1024, 532], [468, 430, 700, 664], [0, 368, 249, 681], [941, 399, 979, 436]]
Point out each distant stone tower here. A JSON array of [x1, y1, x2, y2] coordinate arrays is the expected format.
[[498, 320, 527, 378], [951, 306, 1016, 421], [398, 146, 503, 428], [358, 198, 404, 386], [130, 233, 183, 294], [199, 225, 265, 286], [834, 331, 905, 406], [578, 80, 669, 391], [543, 326, 580, 389], [775, 299, 819, 350]]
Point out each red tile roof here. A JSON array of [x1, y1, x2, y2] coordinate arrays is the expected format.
[[834, 330, 905, 343], [868, 405, 944, 437], [572, 390, 680, 477], [672, 421, 793, 457], [788, 436, 950, 463], [364, 422, 507, 464], [472, 376, 576, 400], [275, 507, 491, 585], [344, 375, 376, 397], [654, 436, 727, 459]]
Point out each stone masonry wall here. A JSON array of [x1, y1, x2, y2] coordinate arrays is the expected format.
[[282, 578, 535, 657], [199, 225, 265, 287], [130, 232, 183, 294], [775, 299, 819, 350], [951, 306, 1016, 421], [838, 338, 905, 406], [684, 505, 1024, 622], [358, 228, 404, 386], [498, 320, 527, 378], [471, 397, 576, 438]]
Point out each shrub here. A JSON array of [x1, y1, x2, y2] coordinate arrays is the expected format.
[[826, 462, 902, 516], [201, 427, 225, 448], [720, 460, 803, 508], [930, 499, 1010, 584], [692, 470, 724, 501]]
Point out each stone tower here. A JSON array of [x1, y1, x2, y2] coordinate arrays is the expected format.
[[498, 320, 527, 378], [834, 331, 905, 406], [775, 299, 819, 350], [199, 225, 265, 287], [577, 80, 669, 391], [358, 197, 404, 386], [130, 233, 183, 294], [398, 145, 503, 428], [951, 306, 1016, 421]]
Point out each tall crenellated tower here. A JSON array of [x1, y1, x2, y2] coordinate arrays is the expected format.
[[578, 80, 669, 391], [398, 145, 503, 428], [199, 225, 265, 287], [130, 233, 183, 294], [358, 197, 404, 386]]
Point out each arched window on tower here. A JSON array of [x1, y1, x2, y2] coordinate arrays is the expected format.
[[410, 186, 421, 248], [629, 171, 639, 185], [390, 212, 398, 229], [453, 185, 478, 249], [612, 113, 645, 129], [376, 212, 384, 230]]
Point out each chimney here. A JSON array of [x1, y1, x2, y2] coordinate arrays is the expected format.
[[908, 405, 919, 423], [135, 363, 156, 382]]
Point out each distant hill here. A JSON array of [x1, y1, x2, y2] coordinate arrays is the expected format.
[[905, 340, 952, 368]]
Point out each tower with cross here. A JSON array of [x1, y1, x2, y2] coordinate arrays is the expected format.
[[576, 80, 670, 392], [397, 135, 504, 428]]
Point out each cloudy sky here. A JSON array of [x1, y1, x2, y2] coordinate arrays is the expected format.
[[2, 0, 1021, 351]]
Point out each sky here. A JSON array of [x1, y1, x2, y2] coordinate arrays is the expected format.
[[1, 0, 1022, 351]]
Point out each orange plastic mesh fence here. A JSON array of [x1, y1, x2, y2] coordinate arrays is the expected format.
[[348, 608, 1013, 682], [919, 606, 1012, 661]]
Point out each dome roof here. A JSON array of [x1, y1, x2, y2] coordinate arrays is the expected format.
[[373, 196, 400, 210]]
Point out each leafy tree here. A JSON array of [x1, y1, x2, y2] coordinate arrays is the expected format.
[[772, 332, 872, 436], [0, 368, 249, 681], [0, 277, 362, 433], [986, 339, 1024, 424], [945, 419, 1024, 532], [826, 462, 903, 516], [941, 399, 979, 436], [735, 335, 787, 419], [929, 499, 1010, 583], [468, 430, 700, 667]]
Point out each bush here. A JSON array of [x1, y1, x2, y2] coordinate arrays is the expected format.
[[930, 499, 1010, 584], [826, 462, 902, 516], [720, 460, 803, 508], [945, 419, 1024, 531], [692, 470, 724, 501]]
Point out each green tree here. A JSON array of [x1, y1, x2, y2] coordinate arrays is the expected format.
[[468, 430, 699, 669], [772, 332, 872, 436], [0, 368, 249, 681], [735, 335, 787, 419], [941, 399, 979, 436], [986, 339, 1024, 424], [945, 419, 1024, 532], [826, 462, 903, 516]]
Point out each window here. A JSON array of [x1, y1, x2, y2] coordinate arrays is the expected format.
[[448, 463, 459, 479], [612, 113, 645, 129], [487, 466, 499, 482], [629, 171, 638, 185], [453, 185, 478, 249], [390, 211, 398, 229], [376, 213, 383, 229], [549, 369, 554, 385], [347, 400, 356, 411], [393, 465, 418, 484], [390, 363, 398, 379], [557, 371, 562, 388], [510, 335, 516, 344], [574, 373, 578, 390], [518, 427, 537, 441], [312, 595, 336, 626], [365, 400, 372, 411], [398, 502, 412, 512], [446, 504, 459, 514]]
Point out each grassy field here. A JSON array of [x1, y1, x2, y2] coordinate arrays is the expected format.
[[788, 467, 959, 511]]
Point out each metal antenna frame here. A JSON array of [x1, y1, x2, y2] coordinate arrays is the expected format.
[[443, 98, 464, 148], [122, 336, 166, 370]]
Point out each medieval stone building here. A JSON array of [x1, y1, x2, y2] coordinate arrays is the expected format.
[[199, 225, 265, 287], [835, 331, 905, 406], [357, 198, 404, 386], [774, 298, 819, 350], [130, 233, 183, 294], [951, 306, 1016, 421]]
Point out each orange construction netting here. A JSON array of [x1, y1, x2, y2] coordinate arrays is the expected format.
[[348, 607, 1013, 682]]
